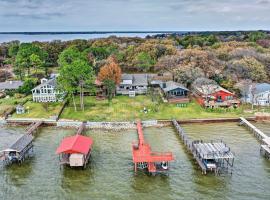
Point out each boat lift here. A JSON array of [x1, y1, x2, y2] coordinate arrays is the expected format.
[[0, 121, 43, 165], [132, 121, 174, 175]]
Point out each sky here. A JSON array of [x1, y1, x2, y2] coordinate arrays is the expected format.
[[0, 0, 270, 32]]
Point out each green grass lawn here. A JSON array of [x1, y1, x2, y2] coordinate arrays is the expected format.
[[0, 96, 30, 116], [60, 95, 253, 121], [12, 101, 63, 119]]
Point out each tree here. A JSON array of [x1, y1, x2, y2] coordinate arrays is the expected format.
[[30, 54, 43, 78], [248, 31, 268, 42], [230, 56, 267, 82], [18, 78, 38, 95], [58, 46, 95, 111], [133, 52, 155, 72], [14, 43, 47, 79], [97, 56, 122, 103]]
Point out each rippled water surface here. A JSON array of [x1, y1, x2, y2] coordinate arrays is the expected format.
[[0, 122, 270, 200]]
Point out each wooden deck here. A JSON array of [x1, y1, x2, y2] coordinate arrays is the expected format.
[[26, 121, 43, 135], [172, 119, 207, 173], [76, 122, 86, 135], [172, 119, 234, 175], [239, 117, 270, 159]]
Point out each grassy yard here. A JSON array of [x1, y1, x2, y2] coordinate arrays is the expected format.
[[12, 101, 64, 119], [0, 96, 30, 117], [60, 95, 253, 121]]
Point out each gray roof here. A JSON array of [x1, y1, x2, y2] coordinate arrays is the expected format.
[[254, 83, 270, 94], [163, 81, 189, 92], [9, 134, 33, 153], [0, 81, 23, 90], [121, 74, 150, 86], [32, 78, 57, 91]]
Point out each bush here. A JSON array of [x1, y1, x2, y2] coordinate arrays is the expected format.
[[18, 78, 38, 95]]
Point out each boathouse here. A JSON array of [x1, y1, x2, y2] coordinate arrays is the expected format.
[[132, 121, 174, 175], [1, 134, 34, 164], [56, 134, 93, 168], [172, 119, 235, 175]]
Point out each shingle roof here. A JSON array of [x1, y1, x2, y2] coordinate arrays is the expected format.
[[195, 84, 233, 95], [121, 74, 151, 86], [163, 81, 189, 92], [0, 81, 23, 90], [9, 134, 34, 153], [32, 78, 57, 91]]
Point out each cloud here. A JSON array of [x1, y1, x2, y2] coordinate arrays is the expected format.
[[0, 0, 269, 31]]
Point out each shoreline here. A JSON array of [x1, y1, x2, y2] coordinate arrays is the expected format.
[[1, 117, 262, 130]]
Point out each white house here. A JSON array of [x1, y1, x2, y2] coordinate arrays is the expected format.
[[243, 83, 270, 106], [31, 78, 65, 102]]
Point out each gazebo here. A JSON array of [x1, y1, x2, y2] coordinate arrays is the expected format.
[[56, 134, 93, 168]]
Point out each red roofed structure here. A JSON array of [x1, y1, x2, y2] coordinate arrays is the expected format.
[[132, 121, 174, 175], [56, 123, 93, 168], [56, 135, 93, 155]]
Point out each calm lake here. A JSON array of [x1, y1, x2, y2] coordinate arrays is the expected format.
[[0, 32, 161, 43], [0, 122, 270, 200]]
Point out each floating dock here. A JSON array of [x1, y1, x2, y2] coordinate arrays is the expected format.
[[132, 121, 174, 175], [56, 122, 93, 169], [0, 121, 43, 165], [239, 117, 270, 159], [172, 119, 234, 175]]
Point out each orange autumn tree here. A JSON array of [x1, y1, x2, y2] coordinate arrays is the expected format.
[[97, 56, 122, 103]]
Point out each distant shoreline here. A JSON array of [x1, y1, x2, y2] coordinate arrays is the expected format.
[[0, 31, 178, 35]]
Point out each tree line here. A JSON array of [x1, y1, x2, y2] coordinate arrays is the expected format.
[[0, 31, 269, 106]]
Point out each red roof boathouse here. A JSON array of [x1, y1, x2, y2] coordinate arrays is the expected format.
[[56, 123, 93, 169]]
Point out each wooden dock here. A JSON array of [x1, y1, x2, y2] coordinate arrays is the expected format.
[[26, 121, 43, 135], [76, 122, 86, 135], [239, 117, 270, 159], [172, 119, 234, 175], [0, 121, 43, 165]]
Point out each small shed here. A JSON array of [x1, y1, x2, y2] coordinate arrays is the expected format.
[[56, 134, 93, 168], [16, 104, 25, 114]]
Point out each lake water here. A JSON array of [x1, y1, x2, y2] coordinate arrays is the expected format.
[[0, 122, 270, 200], [0, 32, 161, 43]]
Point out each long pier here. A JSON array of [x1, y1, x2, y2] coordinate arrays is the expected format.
[[172, 119, 234, 175], [239, 117, 270, 159], [0, 121, 43, 165]]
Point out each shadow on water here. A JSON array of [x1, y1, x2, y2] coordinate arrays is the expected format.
[[60, 164, 95, 192], [3, 157, 34, 187]]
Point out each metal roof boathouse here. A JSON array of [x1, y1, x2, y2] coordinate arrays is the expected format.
[[1, 134, 34, 164]]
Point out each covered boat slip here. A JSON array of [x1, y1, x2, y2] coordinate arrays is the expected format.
[[0, 121, 43, 165], [192, 141, 235, 173], [0, 134, 34, 164], [172, 119, 235, 175], [56, 122, 93, 168]]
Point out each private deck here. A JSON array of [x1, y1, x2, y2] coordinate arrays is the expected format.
[[0, 121, 43, 165], [240, 117, 270, 159], [172, 119, 234, 175], [132, 121, 174, 175]]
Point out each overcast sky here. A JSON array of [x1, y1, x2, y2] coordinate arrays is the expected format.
[[0, 0, 269, 32]]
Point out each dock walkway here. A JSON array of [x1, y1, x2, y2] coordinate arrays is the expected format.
[[239, 117, 270, 159], [172, 119, 234, 175]]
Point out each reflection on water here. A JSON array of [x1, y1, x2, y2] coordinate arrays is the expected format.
[[0, 123, 270, 200]]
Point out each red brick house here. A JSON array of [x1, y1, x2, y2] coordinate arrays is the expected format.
[[193, 84, 240, 108]]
